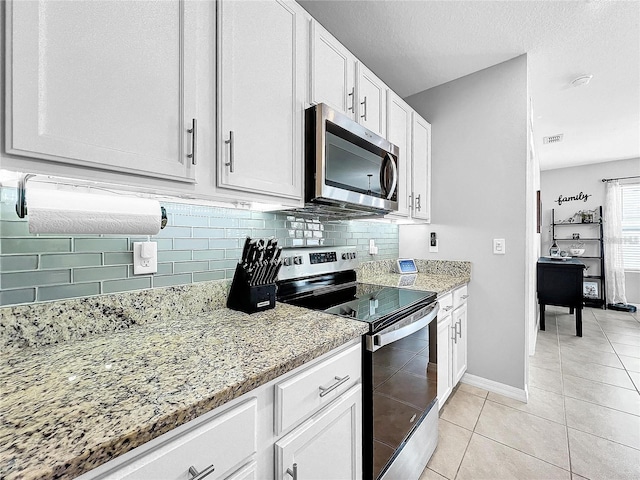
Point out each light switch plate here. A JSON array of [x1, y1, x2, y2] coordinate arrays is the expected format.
[[493, 238, 506, 255], [429, 239, 438, 253], [133, 241, 157, 274]]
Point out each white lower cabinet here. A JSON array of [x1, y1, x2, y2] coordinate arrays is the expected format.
[[93, 399, 257, 480], [437, 285, 469, 408], [78, 340, 362, 480], [452, 302, 468, 385], [275, 384, 362, 480]]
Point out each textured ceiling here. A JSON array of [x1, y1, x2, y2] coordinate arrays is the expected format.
[[299, 0, 640, 171]]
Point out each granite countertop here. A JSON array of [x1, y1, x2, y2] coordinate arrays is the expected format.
[[0, 303, 368, 480], [358, 259, 471, 295]]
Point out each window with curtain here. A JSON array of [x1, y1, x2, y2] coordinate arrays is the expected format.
[[621, 183, 640, 270]]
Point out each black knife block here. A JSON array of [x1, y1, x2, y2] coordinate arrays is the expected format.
[[227, 264, 276, 314]]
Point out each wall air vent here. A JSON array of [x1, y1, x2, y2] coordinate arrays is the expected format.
[[543, 134, 564, 144]]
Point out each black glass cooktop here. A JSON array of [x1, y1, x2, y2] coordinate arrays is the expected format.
[[324, 283, 435, 324]]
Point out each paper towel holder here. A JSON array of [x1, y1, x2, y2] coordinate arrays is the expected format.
[[14, 173, 168, 229]]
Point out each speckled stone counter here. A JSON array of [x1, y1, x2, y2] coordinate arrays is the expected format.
[[358, 259, 471, 294], [0, 300, 368, 479]]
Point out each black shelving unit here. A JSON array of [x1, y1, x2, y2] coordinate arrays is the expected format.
[[551, 206, 606, 309]]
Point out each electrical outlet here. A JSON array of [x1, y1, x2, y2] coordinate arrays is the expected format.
[[429, 232, 438, 253], [133, 241, 157, 274], [369, 239, 378, 255], [493, 238, 506, 255]]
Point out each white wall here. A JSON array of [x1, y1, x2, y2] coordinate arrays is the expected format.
[[540, 157, 640, 304], [402, 55, 530, 391]]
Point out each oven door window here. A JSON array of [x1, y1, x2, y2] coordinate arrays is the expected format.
[[325, 122, 397, 201]]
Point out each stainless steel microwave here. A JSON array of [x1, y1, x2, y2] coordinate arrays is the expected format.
[[304, 103, 399, 218]]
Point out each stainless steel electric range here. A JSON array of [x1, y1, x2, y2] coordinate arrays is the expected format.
[[277, 246, 440, 480]]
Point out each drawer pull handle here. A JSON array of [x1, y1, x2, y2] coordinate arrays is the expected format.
[[188, 464, 215, 480], [451, 325, 457, 344], [442, 305, 453, 312], [319, 375, 350, 397], [287, 463, 298, 480], [461, 294, 469, 300]]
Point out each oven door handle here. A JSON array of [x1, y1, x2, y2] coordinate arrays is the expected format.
[[365, 302, 439, 352]]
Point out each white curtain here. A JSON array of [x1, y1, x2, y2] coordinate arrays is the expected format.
[[603, 181, 627, 305]]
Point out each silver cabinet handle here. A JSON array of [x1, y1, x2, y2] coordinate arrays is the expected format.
[[319, 375, 350, 397], [187, 118, 197, 165], [415, 194, 422, 212], [360, 96, 367, 121], [348, 87, 355, 112], [286, 463, 298, 480], [456, 319, 462, 339], [451, 325, 457, 344], [188, 465, 215, 480], [408, 193, 413, 209], [442, 305, 453, 312], [224, 131, 234, 173], [461, 294, 469, 300]]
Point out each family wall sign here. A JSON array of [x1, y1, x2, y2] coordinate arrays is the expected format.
[[554, 191, 591, 206]]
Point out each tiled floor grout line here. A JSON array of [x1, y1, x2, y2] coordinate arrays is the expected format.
[[595, 313, 640, 395], [469, 431, 573, 474], [451, 395, 488, 480], [555, 309, 575, 476]]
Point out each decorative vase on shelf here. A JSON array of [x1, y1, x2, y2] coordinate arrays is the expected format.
[[549, 240, 559, 257]]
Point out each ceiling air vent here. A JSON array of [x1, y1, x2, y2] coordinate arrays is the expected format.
[[543, 134, 564, 144]]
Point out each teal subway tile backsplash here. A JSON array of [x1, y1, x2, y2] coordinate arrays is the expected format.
[[38, 282, 100, 302], [102, 277, 152, 294], [0, 187, 398, 306], [0, 288, 36, 305], [74, 266, 129, 283], [40, 253, 102, 269], [2, 270, 71, 289], [0, 255, 39, 272], [1, 238, 71, 254]]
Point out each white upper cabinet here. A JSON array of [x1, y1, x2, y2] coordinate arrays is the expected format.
[[386, 92, 413, 217], [310, 21, 357, 118], [217, 0, 306, 201], [5, 0, 196, 183], [411, 114, 432, 222], [356, 63, 387, 138], [310, 21, 386, 137]]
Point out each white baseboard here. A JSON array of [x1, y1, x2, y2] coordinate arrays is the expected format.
[[461, 373, 529, 403]]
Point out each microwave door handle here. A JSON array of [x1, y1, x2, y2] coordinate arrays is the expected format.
[[383, 153, 398, 200]]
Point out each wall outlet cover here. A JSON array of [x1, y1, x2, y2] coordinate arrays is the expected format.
[[133, 241, 158, 274]]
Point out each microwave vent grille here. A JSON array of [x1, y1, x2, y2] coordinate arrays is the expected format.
[[543, 134, 564, 144]]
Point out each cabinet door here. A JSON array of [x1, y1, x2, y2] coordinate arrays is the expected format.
[[5, 0, 196, 182], [275, 385, 362, 480], [411, 114, 432, 221], [218, 0, 305, 200], [386, 92, 413, 217], [356, 63, 387, 137], [310, 21, 356, 118], [437, 315, 454, 409], [452, 303, 468, 385]]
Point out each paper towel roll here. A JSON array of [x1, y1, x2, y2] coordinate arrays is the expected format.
[[27, 189, 162, 235]]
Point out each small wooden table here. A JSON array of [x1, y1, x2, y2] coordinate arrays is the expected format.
[[536, 257, 586, 337]]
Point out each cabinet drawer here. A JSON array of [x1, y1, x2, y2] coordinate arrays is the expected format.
[[437, 292, 454, 318], [275, 342, 361, 434], [453, 285, 468, 308], [99, 399, 257, 480]]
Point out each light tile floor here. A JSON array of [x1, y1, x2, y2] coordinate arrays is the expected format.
[[421, 306, 640, 480]]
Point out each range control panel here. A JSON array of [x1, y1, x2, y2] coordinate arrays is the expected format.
[[309, 251, 338, 264], [278, 246, 359, 281]]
